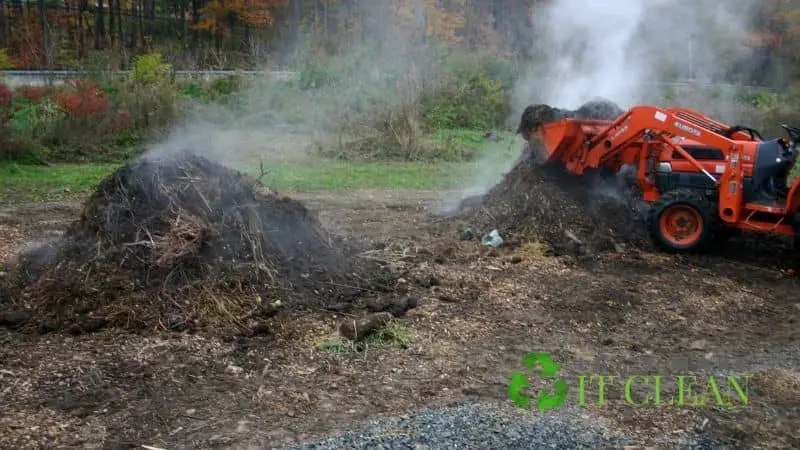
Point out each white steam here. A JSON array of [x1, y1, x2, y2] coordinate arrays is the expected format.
[[535, 0, 654, 108], [522, 0, 760, 111]]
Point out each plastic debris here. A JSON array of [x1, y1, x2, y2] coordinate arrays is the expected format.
[[481, 229, 503, 247]]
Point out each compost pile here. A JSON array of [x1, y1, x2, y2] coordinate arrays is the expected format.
[[1, 152, 392, 332], [457, 98, 651, 255]]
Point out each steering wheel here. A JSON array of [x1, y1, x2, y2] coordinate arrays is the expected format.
[[781, 124, 800, 143], [780, 124, 800, 160], [724, 125, 764, 141]]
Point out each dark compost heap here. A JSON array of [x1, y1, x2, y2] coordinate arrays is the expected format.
[[455, 98, 651, 255], [1, 152, 393, 333]]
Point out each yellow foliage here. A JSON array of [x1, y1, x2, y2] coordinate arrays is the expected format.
[[0, 48, 14, 70], [131, 52, 172, 85], [391, 0, 466, 44]]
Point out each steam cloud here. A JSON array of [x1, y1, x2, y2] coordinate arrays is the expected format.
[[520, 0, 760, 111], [534, 0, 655, 109]]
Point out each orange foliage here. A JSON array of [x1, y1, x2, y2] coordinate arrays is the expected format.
[[17, 86, 55, 104], [391, 0, 466, 45], [193, 0, 278, 35], [55, 80, 110, 118], [0, 83, 12, 107]]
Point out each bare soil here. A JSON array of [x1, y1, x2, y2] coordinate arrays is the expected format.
[[1, 184, 798, 449]]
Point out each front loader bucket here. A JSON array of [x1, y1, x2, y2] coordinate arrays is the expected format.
[[535, 119, 582, 164]]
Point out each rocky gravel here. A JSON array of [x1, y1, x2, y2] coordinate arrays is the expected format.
[[288, 402, 726, 449]]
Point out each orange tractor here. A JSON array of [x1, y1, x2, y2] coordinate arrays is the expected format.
[[517, 103, 800, 252]]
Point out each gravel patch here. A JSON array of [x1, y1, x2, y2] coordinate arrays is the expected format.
[[287, 402, 731, 450], [289, 403, 631, 449]]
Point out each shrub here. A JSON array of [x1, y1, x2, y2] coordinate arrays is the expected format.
[[115, 78, 179, 133], [179, 81, 208, 101], [8, 98, 67, 152], [422, 70, 508, 130], [131, 52, 172, 85], [736, 89, 778, 109], [55, 80, 110, 118], [16, 86, 53, 103], [210, 74, 242, 97], [297, 55, 341, 90], [0, 48, 13, 70], [0, 82, 11, 107]]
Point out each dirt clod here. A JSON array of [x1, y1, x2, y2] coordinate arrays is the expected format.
[[365, 296, 417, 317], [0, 310, 33, 329], [0, 151, 392, 333], [338, 312, 394, 340]]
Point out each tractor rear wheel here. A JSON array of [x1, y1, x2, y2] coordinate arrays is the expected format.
[[647, 189, 718, 253]]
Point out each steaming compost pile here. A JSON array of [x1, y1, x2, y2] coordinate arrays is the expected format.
[[456, 99, 651, 255], [1, 152, 391, 333]]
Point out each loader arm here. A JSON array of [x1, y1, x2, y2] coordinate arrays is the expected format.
[[534, 105, 754, 224], [581, 106, 739, 173]]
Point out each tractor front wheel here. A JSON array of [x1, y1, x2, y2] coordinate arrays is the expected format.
[[647, 189, 717, 253]]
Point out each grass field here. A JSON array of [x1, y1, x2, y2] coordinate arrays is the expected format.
[[0, 130, 519, 202]]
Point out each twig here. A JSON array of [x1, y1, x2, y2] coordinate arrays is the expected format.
[[322, 280, 390, 294], [183, 169, 212, 213], [258, 158, 270, 181], [124, 240, 157, 248], [480, 205, 496, 222]]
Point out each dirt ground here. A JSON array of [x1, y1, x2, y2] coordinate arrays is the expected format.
[[1, 188, 799, 449]]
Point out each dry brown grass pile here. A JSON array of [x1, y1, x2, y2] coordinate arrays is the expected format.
[[0, 151, 393, 333]]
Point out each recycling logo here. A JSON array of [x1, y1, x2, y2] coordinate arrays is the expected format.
[[507, 352, 569, 412]]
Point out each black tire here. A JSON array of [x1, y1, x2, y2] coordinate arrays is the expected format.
[[647, 189, 719, 253], [794, 216, 800, 253], [713, 226, 739, 245]]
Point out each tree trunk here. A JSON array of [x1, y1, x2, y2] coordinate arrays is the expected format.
[[414, 0, 426, 44], [37, 0, 49, 67], [356, 0, 363, 44], [191, 0, 199, 66], [294, 0, 302, 49], [137, 1, 146, 49], [109, 0, 116, 47], [323, 0, 328, 37], [0, 3, 8, 48], [95, 0, 105, 50], [78, 0, 88, 59]]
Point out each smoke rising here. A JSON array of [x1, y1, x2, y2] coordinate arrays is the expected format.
[[139, 35, 437, 168], [518, 0, 761, 112], [533, 0, 654, 109]]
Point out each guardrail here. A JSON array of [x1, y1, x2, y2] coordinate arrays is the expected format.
[[0, 69, 299, 86], [0, 69, 777, 92]]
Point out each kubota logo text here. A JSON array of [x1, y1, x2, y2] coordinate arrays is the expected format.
[[674, 121, 701, 137]]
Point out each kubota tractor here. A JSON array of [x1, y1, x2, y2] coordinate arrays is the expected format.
[[517, 103, 800, 253]]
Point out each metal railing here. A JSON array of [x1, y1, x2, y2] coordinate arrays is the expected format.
[[0, 69, 299, 86], [0, 70, 778, 92]]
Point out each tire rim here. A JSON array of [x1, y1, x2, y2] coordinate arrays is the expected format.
[[659, 204, 704, 246]]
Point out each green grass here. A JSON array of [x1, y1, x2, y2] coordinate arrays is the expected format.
[[0, 162, 120, 202], [317, 320, 414, 354], [0, 159, 506, 202], [0, 129, 522, 202], [240, 161, 476, 191]]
